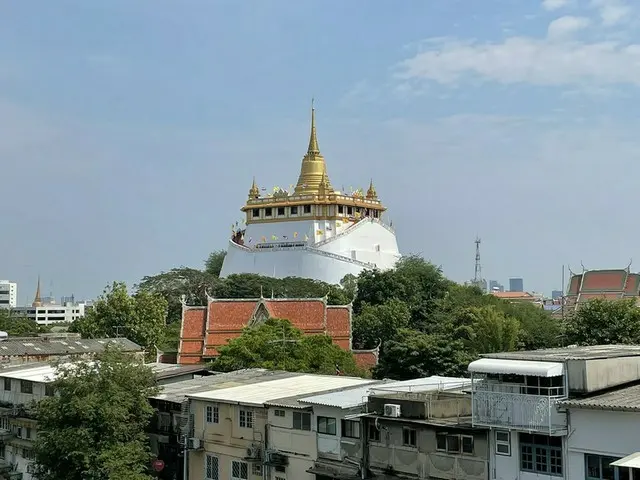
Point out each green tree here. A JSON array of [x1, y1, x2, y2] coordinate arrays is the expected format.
[[374, 328, 475, 380], [70, 282, 167, 354], [34, 347, 158, 480], [352, 299, 411, 350], [205, 250, 227, 277], [565, 298, 640, 345], [451, 306, 520, 354], [0, 309, 46, 336], [211, 318, 364, 377]]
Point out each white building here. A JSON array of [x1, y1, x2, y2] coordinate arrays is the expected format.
[[11, 277, 89, 325], [0, 281, 17, 309], [468, 345, 640, 480], [220, 106, 401, 285]]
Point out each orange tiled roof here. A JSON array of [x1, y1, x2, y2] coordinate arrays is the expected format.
[[492, 291, 534, 299], [177, 297, 361, 366]]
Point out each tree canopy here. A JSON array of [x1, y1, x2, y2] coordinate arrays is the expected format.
[[34, 347, 158, 480], [564, 298, 640, 346], [0, 309, 47, 337], [211, 318, 365, 377], [69, 282, 167, 356]]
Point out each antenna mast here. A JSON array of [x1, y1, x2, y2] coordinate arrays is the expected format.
[[474, 237, 482, 283]]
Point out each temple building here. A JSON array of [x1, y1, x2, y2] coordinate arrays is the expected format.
[[219, 104, 401, 285], [565, 266, 640, 309], [177, 295, 379, 369]]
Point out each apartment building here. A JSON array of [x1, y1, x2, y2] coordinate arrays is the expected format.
[[0, 282, 17, 310], [11, 301, 90, 326], [362, 377, 488, 479], [469, 344, 640, 480], [186, 374, 375, 480]]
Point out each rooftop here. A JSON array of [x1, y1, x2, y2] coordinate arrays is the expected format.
[[296, 380, 383, 409], [188, 374, 374, 406], [0, 337, 141, 357], [151, 369, 297, 404], [559, 383, 640, 412], [143, 363, 210, 381], [480, 344, 640, 362]]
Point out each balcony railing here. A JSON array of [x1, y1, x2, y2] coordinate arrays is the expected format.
[[472, 389, 567, 433]]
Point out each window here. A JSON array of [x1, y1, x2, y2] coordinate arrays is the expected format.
[[239, 409, 253, 429], [525, 375, 564, 396], [290, 206, 298, 215], [585, 454, 629, 480], [231, 460, 248, 480], [341, 419, 360, 439], [251, 464, 262, 476], [402, 427, 417, 447], [20, 380, 32, 394], [496, 430, 511, 456], [274, 409, 285, 417], [22, 449, 34, 461], [293, 412, 311, 431], [205, 454, 219, 480], [520, 433, 562, 476], [25, 427, 31, 439], [303, 205, 311, 214], [462, 435, 474, 454], [275, 477, 286, 480], [317, 416, 337, 435], [2, 378, 9, 391], [252, 209, 260, 218], [338, 205, 344, 214], [45, 384, 55, 397], [275, 465, 285, 473], [347, 207, 353, 215], [436, 433, 464, 453], [265, 208, 272, 217], [205, 405, 219, 424], [368, 424, 380, 442], [277, 207, 285, 216]]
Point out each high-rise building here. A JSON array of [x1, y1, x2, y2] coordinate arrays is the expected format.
[[219, 104, 401, 284], [509, 278, 524, 292], [489, 280, 504, 292], [0, 280, 17, 309]]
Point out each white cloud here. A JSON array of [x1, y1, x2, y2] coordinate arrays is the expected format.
[[396, 37, 640, 87], [591, 0, 632, 26], [542, 0, 572, 11], [547, 16, 591, 39]]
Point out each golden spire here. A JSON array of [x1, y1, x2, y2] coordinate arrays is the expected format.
[[294, 100, 333, 195], [248, 177, 259, 199], [366, 179, 378, 200], [32, 275, 42, 307]]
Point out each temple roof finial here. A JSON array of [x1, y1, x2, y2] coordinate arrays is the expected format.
[[248, 177, 259, 199], [366, 179, 378, 200], [32, 275, 42, 307], [307, 98, 320, 154]]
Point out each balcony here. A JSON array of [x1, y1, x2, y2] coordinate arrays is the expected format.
[[472, 385, 567, 434]]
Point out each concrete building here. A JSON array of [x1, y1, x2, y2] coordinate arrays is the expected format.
[[219, 105, 401, 285], [185, 373, 375, 480], [0, 282, 17, 309], [489, 280, 504, 293], [509, 278, 524, 292], [468, 344, 640, 480], [362, 377, 488, 480]]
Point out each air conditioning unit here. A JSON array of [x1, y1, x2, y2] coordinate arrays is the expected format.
[[187, 437, 202, 450], [383, 404, 401, 417], [246, 445, 261, 460]]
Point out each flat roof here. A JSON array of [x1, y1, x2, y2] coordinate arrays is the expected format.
[[369, 376, 472, 395], [468, 358, 564, 377], [151, 369, 297, 404], [297, 380, 382, 409], [559, 383, 640, 412], [188, 374, 374, 406], [481, 345, 640, 362]]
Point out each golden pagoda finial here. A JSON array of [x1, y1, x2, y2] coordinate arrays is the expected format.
[[248, 177, 259, 199], [294, 101, 333, 195], [307, 98, 320, 154], [366, 179, 378, 200], [32, 275, 42, 307]]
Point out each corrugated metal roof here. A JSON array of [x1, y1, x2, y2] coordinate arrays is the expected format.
[[188, 374, 374, 406], [0, 337, 141, 356], [298, 381, 383, 408], [560, 383, 640, 412], [481, 344, 640, 361], [369, 376, 472, 395], [151, 369, 297, 404], [468, 358, 564, 377], [146, 363, 209, 380]]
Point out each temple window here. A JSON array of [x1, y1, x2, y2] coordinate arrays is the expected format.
[[265, 207, 272, 217], [303, 205, 311, 214], [347, 207, 353, 215], [290, 206, 298, 215], [374, 210, 379, 218], [338, 205, 344, 214], [277, 207, 285, 216], [252, 209, 260, 218]]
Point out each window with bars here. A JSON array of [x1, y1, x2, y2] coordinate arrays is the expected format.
[[205, 405, 219, 424], [231, 460, 248, 480], [519, 433, 562, 476], [20, 380, 33, 394], [205, 454, 219, 480], [239, 409, 253, 429]]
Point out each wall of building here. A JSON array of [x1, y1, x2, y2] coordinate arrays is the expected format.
[[0, 281, 17, 309], [189, 399, 265, 480], [566, 408, 640, 479], [12, 302, 87, 325], [267, 406, 315, 480]]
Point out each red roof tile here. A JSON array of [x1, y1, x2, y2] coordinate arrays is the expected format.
[[265, 300, 326, 330], [581, 270, 626, 291], [354, 350, 378, 370]]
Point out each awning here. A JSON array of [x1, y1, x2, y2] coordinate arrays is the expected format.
[[611, 452, 640, 469], [468, 358, 564, 377]]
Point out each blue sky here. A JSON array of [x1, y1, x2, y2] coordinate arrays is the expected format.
[[2, 0, 640, 302]]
